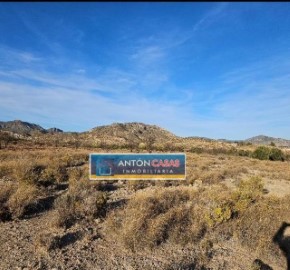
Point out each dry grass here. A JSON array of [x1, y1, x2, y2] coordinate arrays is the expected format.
[[185, 152, 290, 196], [236, 195, 290, 258], [0, 148, 90, 221], [0, 182, 15, 220], [106, 185, 237, 251], [106, 175, 287, 268], [13, 160, 45, 185], [34, 231, 62, 253], [0, 142, 290, 268], [51, 167, 107, 228], [7, 182, 40, 218]]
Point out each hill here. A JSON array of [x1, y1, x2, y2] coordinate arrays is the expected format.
[[0, 120, 64, 136], [87, 122, 180, 145], [245, 135, 290, 147], [0, 120, 46, 135]]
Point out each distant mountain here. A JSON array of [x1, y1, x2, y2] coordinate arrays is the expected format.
[[0, 120, 47, 135], [0, 120, 64, 135], [47, 127, 63, 134], [88, 122, 179, 144], [245, 135, 290, 147]]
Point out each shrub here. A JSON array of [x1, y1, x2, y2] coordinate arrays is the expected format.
[[138, 142, 146, 150], [0, 182, 15, 221], [251, 146, 270, 160], [0, 132, 17, 149], [232, 176, 264, 213], [205, 204, 232, 228], [14, 161, 45, 185], [61, 153, 87, 167], [35, 231, 82, 253], [52, 190, 107, 228], [163, 143, 174, 152], [52, 169, 108, 228], [106, 187, 207, 251], [251, 146, 285, 161], [39, 159, 68, 185], [7, 183, 40, 218], [269, 148, 285, 161], [238, 149, 251, 157], [0, 182, 15, 203], [35, 231, 62, 252], [0, 164, 12, 178], [106, 178, 267, 252], [200, 186, 235, 230], [52, 193, 78, 228], [236, 195, 290, 259]]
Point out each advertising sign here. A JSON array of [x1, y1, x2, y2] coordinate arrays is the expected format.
[[89, 153, 186, 180]]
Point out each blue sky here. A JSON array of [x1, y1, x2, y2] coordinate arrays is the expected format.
[[1, 2, 290, 139]]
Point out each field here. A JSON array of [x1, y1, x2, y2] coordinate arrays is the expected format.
[[0, 141, 290, 270]]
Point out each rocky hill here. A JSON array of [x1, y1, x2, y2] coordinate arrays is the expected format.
[[245, 135, 290, 147], [0, 120, 47, 135], [87, 122, 180, 144], [0, 120, 65, 136]]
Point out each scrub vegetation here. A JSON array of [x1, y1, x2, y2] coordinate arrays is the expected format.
[[0, 123, 290, 269]]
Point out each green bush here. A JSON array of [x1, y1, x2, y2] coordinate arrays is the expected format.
[[269, 147, 285, 161], [251, 146, 285, 161], [251, 146, 270, 160]]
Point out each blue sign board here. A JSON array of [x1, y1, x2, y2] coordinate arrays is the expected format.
[[89, 153, 186, 180]]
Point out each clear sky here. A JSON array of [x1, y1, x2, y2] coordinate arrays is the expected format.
[[1, 2, 290, 139]]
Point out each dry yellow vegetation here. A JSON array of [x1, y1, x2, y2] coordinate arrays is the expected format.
[[0, 140, 290, 269]]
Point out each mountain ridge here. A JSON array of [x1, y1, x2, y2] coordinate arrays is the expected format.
[[1, 120, 290, 146], [0, 120, 46, 135]]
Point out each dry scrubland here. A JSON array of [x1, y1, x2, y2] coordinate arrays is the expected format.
[[0, 142, 290, 269]]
